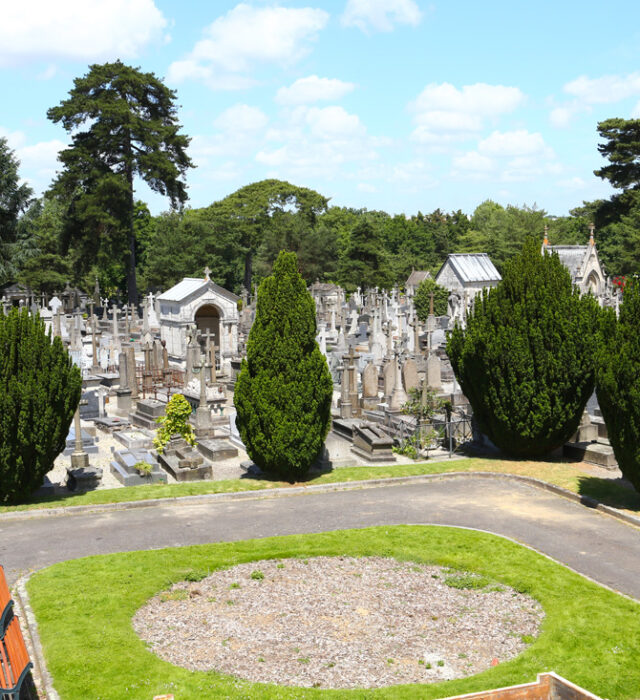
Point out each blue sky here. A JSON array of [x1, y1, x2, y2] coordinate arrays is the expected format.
[[2, 1, 640, 219]]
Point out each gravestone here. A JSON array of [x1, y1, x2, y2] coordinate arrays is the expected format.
[[426, 353, 442, 390], [130, 399, 165, 430], [402, 358, 419, 393], [383, 361, 395, 401], [156, 435, 212, 481], [361, 362, 379, 410]]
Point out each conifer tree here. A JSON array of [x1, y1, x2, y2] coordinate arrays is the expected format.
[[234, 251, 333, 480], [447, 237, 600, 458], [0, 308, 81, 503], [413, 278, 449, 319], [595, 282, 640, 491]]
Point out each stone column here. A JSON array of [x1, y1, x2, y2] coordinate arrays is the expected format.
[[389, 354, 409, 412], [70, 407, 89, 469], [339, 361, 352, 419], [127, 346, 139, 400]]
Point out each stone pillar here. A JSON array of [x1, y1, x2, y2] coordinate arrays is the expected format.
[[389, 355, 409, 412], [70, 407, 89, 469], [127, 346, 139, 399], [339, 362, 352, 419]]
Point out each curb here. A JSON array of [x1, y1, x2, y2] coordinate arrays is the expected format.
[[1, 470, 639, 529], [12, 573, 60, 700]]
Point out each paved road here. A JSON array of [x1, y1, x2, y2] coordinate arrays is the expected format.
[[1, 477, 639, 598]]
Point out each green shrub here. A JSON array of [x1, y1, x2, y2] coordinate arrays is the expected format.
[[234, 251, 333, 481], [0, 307, 81, 504], [413, 277, 449, 320], [153, 394, 195, 454], [596, 284, 640, 491], [447, 237, 600, 458]]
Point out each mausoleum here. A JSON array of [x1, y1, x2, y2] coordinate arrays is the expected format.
[[157, 269, 240, 372]]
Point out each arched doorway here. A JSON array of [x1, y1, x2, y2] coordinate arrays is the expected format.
[[585, 271, 600, 296], [194, 304, 221, 350]]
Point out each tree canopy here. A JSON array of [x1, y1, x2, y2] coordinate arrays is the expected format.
[[47, 60, 193, 302], [234, 251, 332, 481], [447, 237, 600, 458], [0, 137, 33, 285], [595, 118, 640, 191]]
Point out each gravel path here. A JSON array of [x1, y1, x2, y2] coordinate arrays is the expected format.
[[133, 556, 543, 689]]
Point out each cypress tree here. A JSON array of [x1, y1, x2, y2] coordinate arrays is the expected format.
[[0, 307, 81, 503], [234, 251, 333, 481], [595, 282, 640, 491], [447, 237, 600, 458]]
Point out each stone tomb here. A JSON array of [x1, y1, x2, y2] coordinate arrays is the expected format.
[[63, 427, 99, 455], [114, 429, 154, 450], [110, 448, 167, 487], [130, 399, 165, 430], [351, 422, 396, 463], [156, 435, 212, 481]]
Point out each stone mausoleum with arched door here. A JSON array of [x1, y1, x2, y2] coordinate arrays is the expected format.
[[157, 272, 240, 375]]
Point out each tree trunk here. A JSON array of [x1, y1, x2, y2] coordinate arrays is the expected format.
[[125, 139, 137, 307], [244, 249, 252, 294]]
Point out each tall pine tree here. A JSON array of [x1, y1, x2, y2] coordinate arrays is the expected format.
[[234, 251, 332, 480], [0, 308, 81, 503], [447, 237, 600, 458], [47, 60, 193, 303], [596, 283, 640, 491]]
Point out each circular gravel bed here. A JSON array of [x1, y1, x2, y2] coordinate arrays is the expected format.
[[133, 556, 544, 689]]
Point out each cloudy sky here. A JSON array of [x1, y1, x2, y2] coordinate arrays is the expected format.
[[2, 0, 640, 217]]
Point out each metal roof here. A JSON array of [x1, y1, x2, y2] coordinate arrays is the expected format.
[[441, 254, 501, 283], [157, 278, 239, 303]]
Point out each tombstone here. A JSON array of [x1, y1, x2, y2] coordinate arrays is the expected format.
[[383, 360, 395, 401], [426, 353, 442, 391], [339, 362, 352, 419], [351, 422, 395, 463], [361, 362, 379, 410], [110, 448, 166, 486], [127, 346, 139, 399], [403, 358, 419, 393], [156, 435, 212, 482], [388, 356, 409, 412], [355, 322, 369, 346]]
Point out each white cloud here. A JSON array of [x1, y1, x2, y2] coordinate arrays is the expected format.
[[256, 105, 379, 179], [276, 75, 355, 105], [452, 131, 556, 183], [341, 0, 422, 33], [564, 72, 640, 104], [213, 104, 268, 133], [305, 106, 365, 140], [557, 176, 586, 190], [478, 130, 553, 158], [357, 182, 377, 192], [168, 4, 328, 89], [452, 151, 493, 173], [0, 0, 167, 65], [409, 82, 525, 143], [549, 105, 577, 128]]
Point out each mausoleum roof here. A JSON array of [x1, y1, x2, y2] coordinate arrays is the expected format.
[[405, 270, 431, 287], [545, 245, 589, 280], [439, 254, 501, 284], [157, 278, 239, 303]]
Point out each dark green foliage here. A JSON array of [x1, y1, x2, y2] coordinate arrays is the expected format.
[[595, 118, 640, 191], [0, 137, 34, 284], [234, 251, 332, 480], [447, 237, 600, 458], [0, 308, 81, 503], [595, 284, 640, 491], [338, 217, 392, 291], [47, 60, 193, 302], [413, 278, 448, 320]]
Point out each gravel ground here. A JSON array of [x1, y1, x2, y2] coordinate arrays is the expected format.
[[133, 556, 544, 689]]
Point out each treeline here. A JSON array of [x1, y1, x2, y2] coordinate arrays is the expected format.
[[9, 179, 626, 298]]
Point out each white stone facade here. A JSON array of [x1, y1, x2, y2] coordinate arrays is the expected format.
[[157, 278, 240, 373]]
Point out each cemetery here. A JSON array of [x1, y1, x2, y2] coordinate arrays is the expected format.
[[2, 41, 640, 700]]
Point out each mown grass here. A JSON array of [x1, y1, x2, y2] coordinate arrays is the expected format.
[[2, 455, 639, 515], [27, 525, 640, 699]]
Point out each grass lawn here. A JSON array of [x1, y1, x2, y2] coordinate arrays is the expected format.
[[2, 456, 639, 515], [27, 526, 640, 699]]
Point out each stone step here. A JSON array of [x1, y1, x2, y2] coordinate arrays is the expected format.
[[563, 441, 617, 470]]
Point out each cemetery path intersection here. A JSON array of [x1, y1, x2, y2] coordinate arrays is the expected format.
[[1, 476, 639, 600]]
